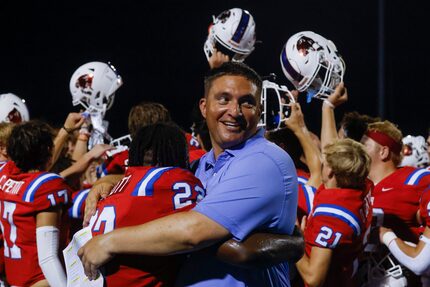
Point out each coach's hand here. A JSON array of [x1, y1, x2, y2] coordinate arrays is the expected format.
[[82, 182, 114, 227], [78, 233, 114, 280]]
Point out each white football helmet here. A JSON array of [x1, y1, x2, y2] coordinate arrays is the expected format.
[[258, 80, 296, 131], [203, 8, 256, 62], [69, 61, 123, 114], [280, 31, 345, 101], [400, 135, 430, 168], [0, 93, 30, 123], [361, 253, 408, 287]]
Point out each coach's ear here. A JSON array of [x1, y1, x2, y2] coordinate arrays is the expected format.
[[199, 98, 207, 119]]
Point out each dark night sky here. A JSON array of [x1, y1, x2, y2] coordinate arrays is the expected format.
[[1, 1, 428, 139]]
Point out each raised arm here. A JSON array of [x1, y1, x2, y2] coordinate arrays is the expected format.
[[285, 102, 321, 188], [49, 112, 85, 170], [60, 144, 113, 179], [320, 82, 348, 149], [379, 226, 430, 275], [216, 225, 304, 268]]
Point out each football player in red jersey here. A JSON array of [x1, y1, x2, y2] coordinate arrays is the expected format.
[[86, 122, 203, 286], [360, 120, 430, 286], [0, 122, 14, 286], [0, 120, 72, 287], [296, 138, 372, 287], [379, 185, 430, 286]]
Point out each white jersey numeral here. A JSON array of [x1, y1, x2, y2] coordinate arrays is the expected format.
[[92, 206, 116, 234], [1, 201, 22, 259], [315, 226, 342, 248]]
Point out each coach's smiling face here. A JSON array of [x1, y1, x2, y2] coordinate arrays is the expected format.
[[200, 75, 261, 158]]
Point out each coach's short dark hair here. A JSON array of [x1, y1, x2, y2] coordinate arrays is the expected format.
[[204, 62, 262, 99], [129, 122, 188, 169], [7, 120, 54, 172]]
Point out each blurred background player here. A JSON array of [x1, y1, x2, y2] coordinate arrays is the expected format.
[[0, 120, 72, 287]]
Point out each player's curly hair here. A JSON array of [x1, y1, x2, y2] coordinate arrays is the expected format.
[[128, 102, 171, 139], [129, 122, 188, 169], [324, 138, 371, 190], [339, 111, 380, 142], [7, 120, 54, 172]]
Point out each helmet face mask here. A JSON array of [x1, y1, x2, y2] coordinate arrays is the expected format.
[[0, 93, 30, 123], [203, 8, 256, 63], [258, 80, 296, 131], [280, 31, 345, 101], [70, 62, 122, 114], [400, 135, 430, 168]]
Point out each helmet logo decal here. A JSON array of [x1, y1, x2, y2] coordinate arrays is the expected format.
[[296, 36, 322, 56], [7, 108, 23, 123], [231, 10, 250, 44], [217, 10, 231, 23], [75, 73, 94, 95]]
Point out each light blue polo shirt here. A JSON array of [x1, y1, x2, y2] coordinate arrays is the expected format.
[[176, 129, 298, 287]]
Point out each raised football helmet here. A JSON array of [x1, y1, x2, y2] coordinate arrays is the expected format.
[[0, 93, 30, 123], [69, 61, 123, 114], [204, 8, 256, 62], [280, 31, 345, 101], [258, 80, 296, 131], [400, 135, 429, 168]]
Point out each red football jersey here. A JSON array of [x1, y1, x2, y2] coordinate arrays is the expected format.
[[89, 166, 205, 287], [0, 161, 71, 287], [371, 167, 430, 243], [304, 184, 372, 287], [419, 186, 430, 227], [185, 132, 206, 162], [297, 169, 316, 223], [97, 149, 129, 177]]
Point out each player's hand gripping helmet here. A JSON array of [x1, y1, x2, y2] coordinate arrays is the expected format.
[[69, 61, 123, 114], [280, 31, 345, 101], [204, 8, 256, 62], [400, 135, 430, 168], [258, 78, 296, 131], [0, 93, 30, 123]]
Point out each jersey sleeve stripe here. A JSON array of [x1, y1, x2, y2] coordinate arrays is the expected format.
[[71, 188, 90, 218], [303, 184, 316, 213], [405, 169, 430, 185], [22, 173, 61, 202], [132, 167, 174, 196], [313, 204, 361, 236], [298, 176, 308, 184]]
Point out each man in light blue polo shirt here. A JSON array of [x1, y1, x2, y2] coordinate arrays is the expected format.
[[79, 62, 298, 286]]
